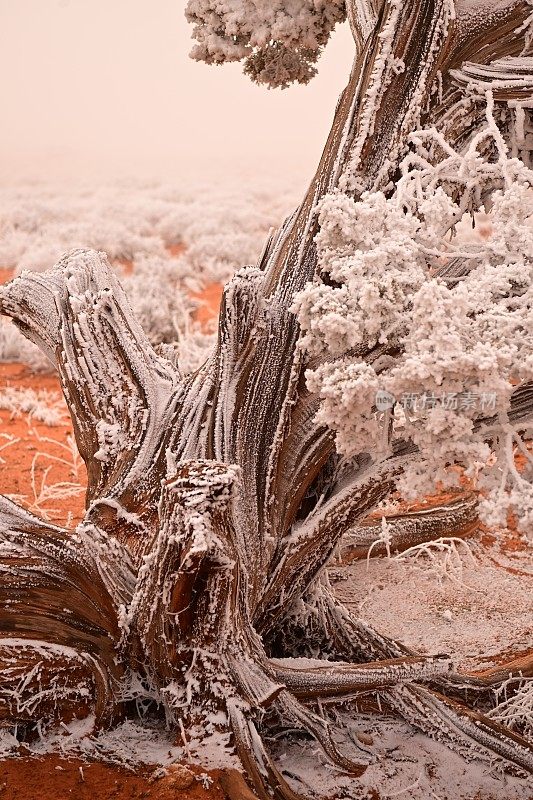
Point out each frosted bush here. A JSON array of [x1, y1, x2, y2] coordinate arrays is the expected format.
[[0, 387, 65, 425], [0, 320, 50, 372], [488, 677, 533, 739], [185, 0, 346, 87], [0, 182, 295, 282], [294, 102, 533, 533]]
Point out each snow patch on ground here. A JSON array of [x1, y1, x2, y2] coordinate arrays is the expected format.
[[330, 536, 533, 671], [275, 711, 533, 799], [1, 712, 531, 799]]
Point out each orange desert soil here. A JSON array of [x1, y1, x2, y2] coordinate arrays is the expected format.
[[0, 362, 87, 526], [0, 758, 229, 800]]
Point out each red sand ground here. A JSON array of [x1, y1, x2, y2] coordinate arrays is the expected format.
[[0, 362, 86, 527], [191, 282, 223, 327], [0, 758, 229, 800]]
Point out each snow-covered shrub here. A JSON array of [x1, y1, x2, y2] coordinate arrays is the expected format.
[[0, 182, 295, 282], [293, 100, 533, 534], [0, 320, 50, 372], [185, 0, 346, 87], [488, 678, 533, 740], [0, 387, 65, 426], [0, 180, 296, 373]]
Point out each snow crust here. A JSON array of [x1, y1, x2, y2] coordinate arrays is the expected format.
[[331, 537, 533, 672]]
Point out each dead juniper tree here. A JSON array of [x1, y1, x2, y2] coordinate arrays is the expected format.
[[1, 0, 533, 795]]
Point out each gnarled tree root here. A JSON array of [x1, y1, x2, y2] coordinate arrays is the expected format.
[[0, 497, 133, 728], [2, 2, 533, 791]]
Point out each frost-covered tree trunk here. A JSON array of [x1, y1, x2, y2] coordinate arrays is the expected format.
[[1, 1, 533, 796]]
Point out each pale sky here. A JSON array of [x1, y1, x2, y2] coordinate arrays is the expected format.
[[0, 0, 354, 187]]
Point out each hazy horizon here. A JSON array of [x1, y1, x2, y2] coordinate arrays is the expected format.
[[0, 0, 354, 189]]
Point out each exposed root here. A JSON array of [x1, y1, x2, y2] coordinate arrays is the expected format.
[[227, 700, 308, 800], [270, 654, 454, 698], [389, 684, 533, 775], [219, 768, 262, 800], [274, 689, 371, 773], [0, 497, 133, 727], [473, 652, 533, 685], [269, 586, 533, 774], [0, 640, 115, 728]]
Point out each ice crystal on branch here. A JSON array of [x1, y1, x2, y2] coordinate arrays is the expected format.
[[185, 0, 346, 87], [294, 102, 533, 532]]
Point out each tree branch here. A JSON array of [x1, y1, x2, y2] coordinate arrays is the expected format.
[[341, 493, 478, 561]]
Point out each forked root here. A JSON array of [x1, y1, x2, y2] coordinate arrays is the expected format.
[[274, 689, 371, 773], [389, 684, 533, 775], [269, 586, 533, 777]]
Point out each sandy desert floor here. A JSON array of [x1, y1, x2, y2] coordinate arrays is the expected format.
[[0, 757, 230, 800]]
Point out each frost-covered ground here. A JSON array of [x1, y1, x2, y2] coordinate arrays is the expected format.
[[1, 711, 531, 800], [331, 537, 533, 672], [0, 179, 298, 372]]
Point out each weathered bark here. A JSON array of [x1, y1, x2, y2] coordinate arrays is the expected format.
[[1, 0, 533, 794]]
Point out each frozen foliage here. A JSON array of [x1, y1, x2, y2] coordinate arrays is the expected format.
[[293, 100, 533, 533], [392, 536, 478, 587], [185, 0, 346, 87], [0, 387, 65, 425], [488, 677, 533, 740], [120, 254, 216, 375], [0, 182, 296, 281], [0, 320, 50, 372]]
